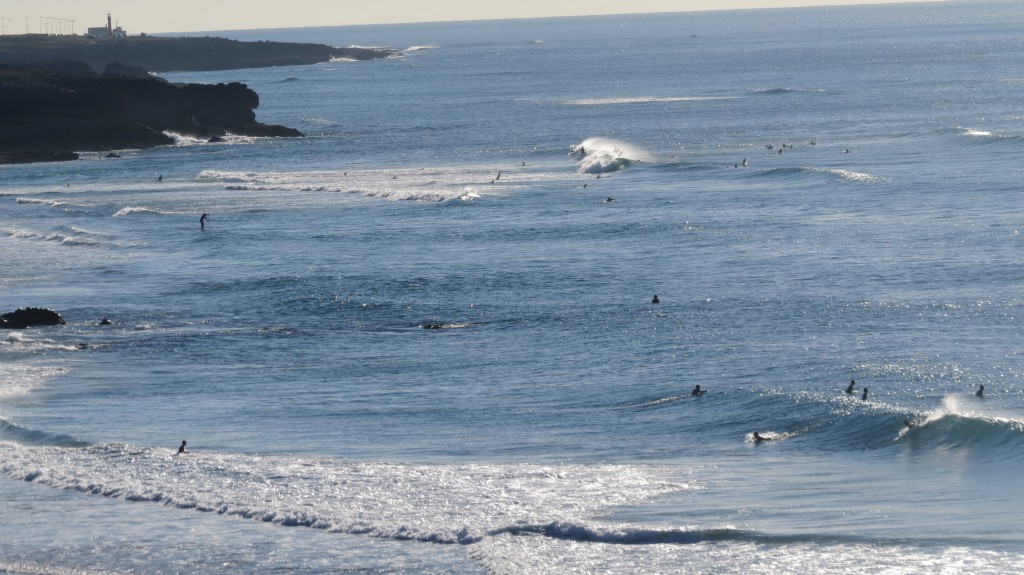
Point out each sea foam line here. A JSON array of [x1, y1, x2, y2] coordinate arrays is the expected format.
[[0, 442, 692, 546]]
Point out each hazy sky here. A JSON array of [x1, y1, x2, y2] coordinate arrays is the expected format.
[[2, 0, 935, 35]]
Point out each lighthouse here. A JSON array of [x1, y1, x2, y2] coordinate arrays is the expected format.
[[106, 13, 112, 35]]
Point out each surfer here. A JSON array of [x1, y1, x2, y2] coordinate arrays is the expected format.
[[904, 419, 916, 429], [605, 197, 615, 202], [158, 174, 163, 182], [861, 387, 869, 401], [199, 212, 208, 230], [846, 379, 856, 394], [742, 158, 747, 166], [692, 384, 707, 396], [496, 171, 501, 180], [652, 294, 659, 304], [753, 432, 771, 442], [178, 440, 187, 454], [976, 384, 984, 398]]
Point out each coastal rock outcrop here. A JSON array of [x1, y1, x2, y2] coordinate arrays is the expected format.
[[0, 64, 302, 163], [0, 307, 67, 329], [0, 35, 398, 74]]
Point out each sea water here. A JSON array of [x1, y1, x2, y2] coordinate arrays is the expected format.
[[4, 2, 1024, 573]]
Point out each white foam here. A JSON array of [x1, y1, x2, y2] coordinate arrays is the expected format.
[[196, 167, 534, 203], [572, 137, 650, 174], [112, 207, 168, 217], [16, 198, 68, 208], [0, 442, 691, 546], [960, 127, 994, 137], [0, 363, 69, 399], [814, 168, 887, 183]]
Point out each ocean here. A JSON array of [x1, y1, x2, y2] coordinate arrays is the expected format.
[[3, 2, 1024, 572]]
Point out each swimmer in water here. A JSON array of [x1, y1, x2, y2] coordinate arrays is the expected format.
[[846, 379, 856, 394], [861, 387, 869, 401], [652, 294, 659, 304], [178, 440, 187, 454], [692, 384, 707, 396]]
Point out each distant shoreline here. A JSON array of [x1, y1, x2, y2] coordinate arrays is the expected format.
[[0, 34, 399, 73]]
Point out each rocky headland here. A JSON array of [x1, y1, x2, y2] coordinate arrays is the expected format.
[[0, 35, 398, 164]]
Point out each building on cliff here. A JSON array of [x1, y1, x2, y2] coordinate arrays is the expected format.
[[86, 13, 126, 39]]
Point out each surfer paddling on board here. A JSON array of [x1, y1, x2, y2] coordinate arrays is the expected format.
[[692, 384, 707, 396], [753, 432, 771, 442]]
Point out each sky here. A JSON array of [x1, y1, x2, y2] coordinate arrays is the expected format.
[[1, 0, 938, 35]]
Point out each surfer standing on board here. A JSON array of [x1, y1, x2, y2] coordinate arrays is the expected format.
[[200, 213, 208, 230]]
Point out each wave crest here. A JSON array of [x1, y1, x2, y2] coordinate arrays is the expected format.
[[572, 137, 649, 174]]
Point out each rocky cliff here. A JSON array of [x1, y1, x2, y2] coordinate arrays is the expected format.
[[0, 64, 303, 164]]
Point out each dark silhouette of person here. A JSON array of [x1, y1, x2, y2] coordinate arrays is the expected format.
[[99, 318, 112, 326], [861, 388, 869, 401], [692, 384, 706, 396], [753, 432, 770, 442], [846, 379, 856, 394], [199, 213, 208, 230], [904, 419, 916, 429], [158, 174, 163, 182], [652, 294, 659, 304], [178, 440, 187, 454], [976, 384, 984, 398]]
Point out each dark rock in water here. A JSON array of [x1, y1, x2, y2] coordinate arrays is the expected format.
[[99, 318, 113, 326], [105, 152, 121, 158], [0, 307, 66, 329], [207, 136, 226, 143]]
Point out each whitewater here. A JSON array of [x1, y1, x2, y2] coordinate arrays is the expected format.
[[4, 2, 1024, 573]]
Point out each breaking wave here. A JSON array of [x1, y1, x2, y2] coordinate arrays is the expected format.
[[571, 137, 650, 174]]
